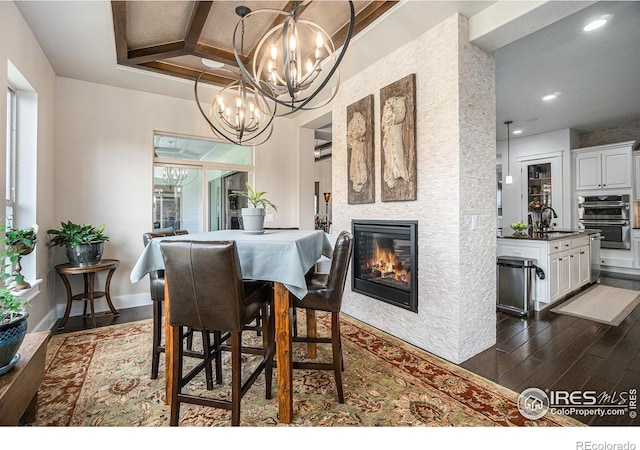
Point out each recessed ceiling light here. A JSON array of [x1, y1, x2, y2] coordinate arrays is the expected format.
[[202, 58, 224, 68], [513, 129, 523, 135], [542, 94, 557, 101], [584, 14, 613, 32]]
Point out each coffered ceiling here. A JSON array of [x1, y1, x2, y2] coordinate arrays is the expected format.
[[111, 1, 397, 87]]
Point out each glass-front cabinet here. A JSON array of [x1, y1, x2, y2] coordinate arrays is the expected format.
[[518, 155, 563, 229], [526, 162, 552, 210]]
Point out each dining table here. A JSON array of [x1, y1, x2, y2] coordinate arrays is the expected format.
[[130, 229, 333, 423]]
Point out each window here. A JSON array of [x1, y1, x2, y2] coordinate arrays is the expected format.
[[5, 87, 16, 227], [153, 133, 253, 233], [6, 62, 39, 284]]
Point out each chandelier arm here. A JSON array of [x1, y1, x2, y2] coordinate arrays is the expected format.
[[194, 71, 243, 145], [234, 12, 288, 102], [289, 2, 354, 112], [195, 71, 275, 146], [232, 2, 355, 114]]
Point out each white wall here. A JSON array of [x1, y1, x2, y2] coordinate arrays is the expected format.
[[54, 77, 300, 317], [0, 2, 57, 332], [331, 14, 496, 364], [315, 158, 332, 219]]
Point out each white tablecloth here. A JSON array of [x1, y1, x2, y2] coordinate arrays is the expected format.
[[130, 229, 333, 299]]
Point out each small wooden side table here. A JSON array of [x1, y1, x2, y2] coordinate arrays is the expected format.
[[55, 259, 120, 329], [0, 330, 50, 425]]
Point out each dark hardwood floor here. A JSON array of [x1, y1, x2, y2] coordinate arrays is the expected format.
[[461, 274, 640, 427], [51, 275, 640, 427]]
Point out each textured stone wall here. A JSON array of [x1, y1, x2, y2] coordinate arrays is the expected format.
[[579, 121, 640, 148], [331, 14, 496, 364]]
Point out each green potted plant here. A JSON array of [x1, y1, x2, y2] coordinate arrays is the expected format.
[[230, 183, 278, 233], [6, 225, 38, 290], [47, 221, 109, 266], [0, 226, 30, 374]]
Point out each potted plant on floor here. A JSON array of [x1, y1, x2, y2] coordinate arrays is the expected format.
[[0, 226, 30, 375], [47, 221, 109, 266], [230, 183, 278, 233]]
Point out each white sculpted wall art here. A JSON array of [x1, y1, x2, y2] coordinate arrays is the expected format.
[[380, 74, 416, 202], [347, 94, 375, 204]]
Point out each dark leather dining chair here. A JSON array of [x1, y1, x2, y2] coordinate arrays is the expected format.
[[143, 229, 217, 386], [160, 240, 274, 426], [291, 230, 353, 403]]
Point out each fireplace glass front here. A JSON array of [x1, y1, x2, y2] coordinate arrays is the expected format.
[[352, 220, 418, 312]]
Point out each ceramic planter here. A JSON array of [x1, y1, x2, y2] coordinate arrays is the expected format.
[[241, 208, 266, 234], [66, 242, 104, 266], [0, 311, 28, 373]]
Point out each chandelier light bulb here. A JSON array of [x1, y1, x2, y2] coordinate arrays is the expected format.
[[194, 71, 275, 145], [233, 2, 355, 114]]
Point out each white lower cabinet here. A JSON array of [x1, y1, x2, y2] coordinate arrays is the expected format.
[[551, 245, 590, 302], [498, 235, 591, 310]]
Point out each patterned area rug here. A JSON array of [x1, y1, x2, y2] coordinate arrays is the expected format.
[[32, 313, 580, 427]]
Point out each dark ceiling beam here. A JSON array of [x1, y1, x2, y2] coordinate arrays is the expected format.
[[141, 61, 235, 85], [111, 1, 128, 64], [332, 1, 398, 48], [127, 41, 187, 64], [184, 1, 213, 49], [193, 43, 241, 67]]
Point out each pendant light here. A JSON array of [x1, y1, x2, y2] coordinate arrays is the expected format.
[[194, 7, 275, 145], [504, 120, 513, 184], [232, 1, 355, 115]]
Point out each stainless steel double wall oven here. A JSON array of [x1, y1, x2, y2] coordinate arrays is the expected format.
[[578, 194, 631, 249]]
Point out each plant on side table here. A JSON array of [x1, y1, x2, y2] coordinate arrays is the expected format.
[[47, 221, 109, 266], [230, 183, 278, 234], [0, 226, 31, 375]]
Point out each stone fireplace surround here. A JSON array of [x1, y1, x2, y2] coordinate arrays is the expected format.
[[330, 14, 496, 364]]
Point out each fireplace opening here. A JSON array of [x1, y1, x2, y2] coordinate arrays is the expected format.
[[352, 220, 418, 312]]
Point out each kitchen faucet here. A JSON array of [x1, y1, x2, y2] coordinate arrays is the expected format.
[[540, 206, 558, 231]]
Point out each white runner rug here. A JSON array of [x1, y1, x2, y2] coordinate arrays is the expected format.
[[551, 284, 640, 326]]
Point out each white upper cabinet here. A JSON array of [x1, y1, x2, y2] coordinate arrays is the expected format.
[[634, 153, 640, 200], [573, 142, 633, 191]]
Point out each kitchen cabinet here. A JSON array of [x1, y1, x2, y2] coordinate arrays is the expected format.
[[497, 233, 592, 309], [573, 142, 632, 191], [634, 153, 640, 200], [548, 238, 589, 302]]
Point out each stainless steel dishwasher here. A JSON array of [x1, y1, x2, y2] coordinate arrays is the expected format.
[[496, 256, 545, 316]]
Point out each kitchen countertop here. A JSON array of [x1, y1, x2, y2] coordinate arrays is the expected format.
[[498, 229, 599, 242]]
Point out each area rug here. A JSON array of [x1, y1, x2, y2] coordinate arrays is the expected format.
[[551, 284, 640, 326], [32, 314, 579, 427]]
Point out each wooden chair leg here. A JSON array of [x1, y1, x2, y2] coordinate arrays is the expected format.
[[331, 312, 344, 403], [169, 326, 183, 426], [213, 331, 222, 384], [186, 327, 194, 350], [151, 301, 162, 379], [231, 331, 242, 426], [202, 331, 214, 390], [261, 304, 273, 399]]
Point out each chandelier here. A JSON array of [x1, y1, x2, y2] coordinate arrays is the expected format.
[[194, 7, 275, 145], [195, 71, 274, 145], [232, 1, 355, 115], [162, 167, 190, 187]]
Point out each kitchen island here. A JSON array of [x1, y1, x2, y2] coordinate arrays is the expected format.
[[497, 229, 600, 311]]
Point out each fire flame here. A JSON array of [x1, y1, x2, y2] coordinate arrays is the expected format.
[[366, 242, 410, 283]]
